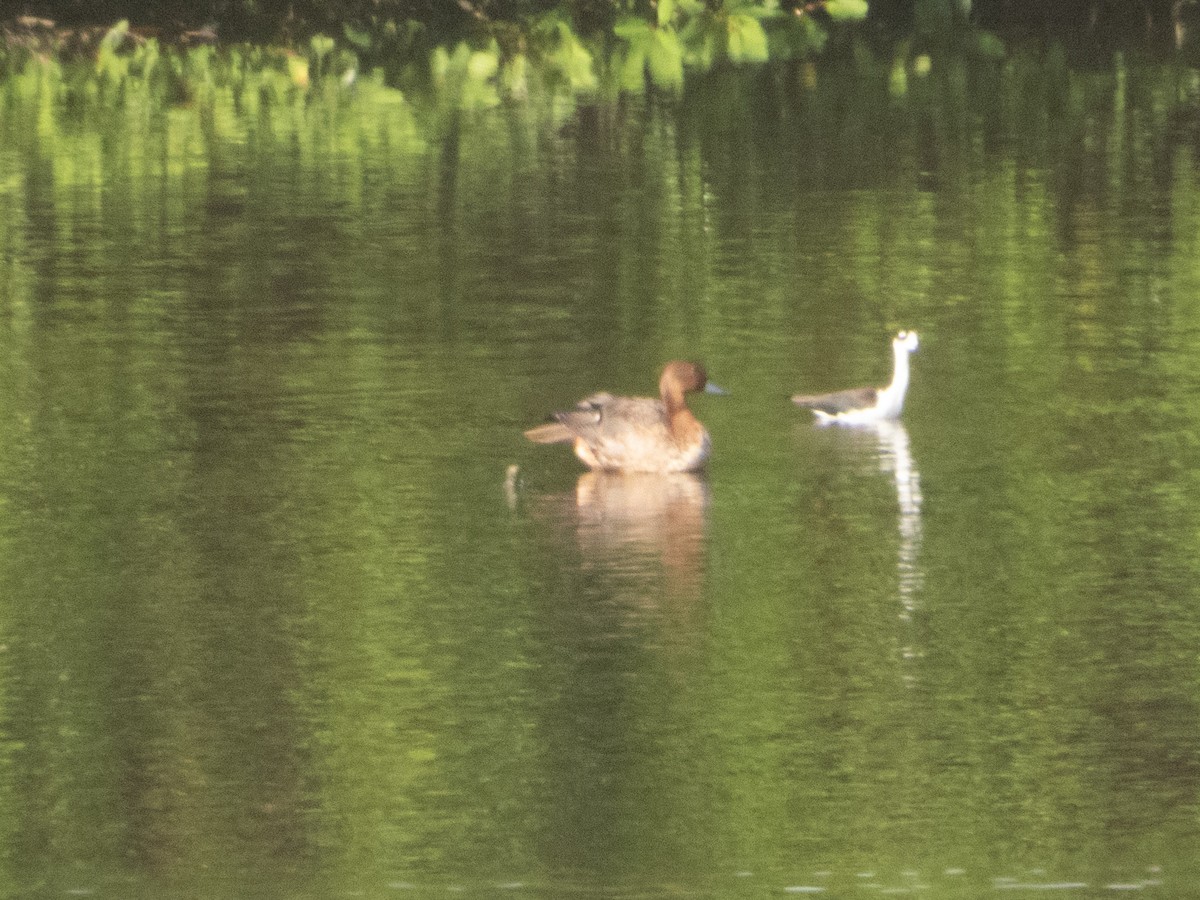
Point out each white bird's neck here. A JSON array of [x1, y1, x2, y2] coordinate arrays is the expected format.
[[878, 341, 911, 414]]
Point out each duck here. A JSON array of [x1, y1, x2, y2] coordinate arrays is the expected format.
[[791, 330, 919, 424], [524, 361, 724, 473]]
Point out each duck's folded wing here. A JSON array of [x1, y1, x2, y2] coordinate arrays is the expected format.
[[524, 392, 616, 443], [791, 386, 878, 415], [524, 422, 576, 443]]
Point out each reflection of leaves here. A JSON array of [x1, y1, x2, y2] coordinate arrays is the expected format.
[[343, 24, 373, 51], [889, 56, 908, 96], [975, 30, 1007, 59], [311, 34, 335, 61], [502, 51, 528, 100], [96, 20, 131, 82], [100, 19, 129, 53], [657, 0, 676, 28], [432, 41, 501, 110], [468, 48, 498, 81], [287, 53, 310, 88]]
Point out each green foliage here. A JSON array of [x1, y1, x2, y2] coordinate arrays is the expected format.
[[0, 0, 1004, 117], [613, 15, 682, 92], [0, 31, 404, 133], [824, 0, 869, 21], [767, 12, 827, 63], [532, 13, 599, 93], [649, 27, 685, 89], [611, 0, 810, 92], [726, 12, 770, 63]]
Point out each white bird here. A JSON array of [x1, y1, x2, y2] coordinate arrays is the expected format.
[[791, 330, 919, 425]]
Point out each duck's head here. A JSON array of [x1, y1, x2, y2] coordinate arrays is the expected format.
[[661, 361, 726, 397], [895, 330, 919, 354]]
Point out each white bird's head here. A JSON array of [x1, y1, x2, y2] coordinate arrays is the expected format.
[[895, 330, 919, 354]]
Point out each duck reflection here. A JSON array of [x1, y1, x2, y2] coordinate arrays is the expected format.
[[513, 471, 711, 862], [519, 471, 711, 603], [574, 472, 710, 591]]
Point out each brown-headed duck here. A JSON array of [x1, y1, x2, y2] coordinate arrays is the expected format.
[[525, 360, 725, 473]]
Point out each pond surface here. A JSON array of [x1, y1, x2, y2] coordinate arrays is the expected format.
[[2, 54, 1200, 897]]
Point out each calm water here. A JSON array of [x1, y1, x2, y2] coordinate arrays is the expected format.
[[2, 54, 1200, 897]]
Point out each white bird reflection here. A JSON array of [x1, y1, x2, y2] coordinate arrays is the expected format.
[[869, 420, 924, 622], [814, 420, 923, 673], [814, 420, 924, 617]]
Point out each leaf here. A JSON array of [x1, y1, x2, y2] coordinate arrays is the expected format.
[[737, 0, 784, 20], [565, 38, 598, 91], [544, 24, 597, 92], [619, 45, 648, 93], [824, 0, 869, 21], [458, 44, 501, 109], [648, 28, 683, 91], [727, 13, 769, 63], [135, 38, 160, 78], [614, 15, 653, 39], [680, 14, 719, 70]]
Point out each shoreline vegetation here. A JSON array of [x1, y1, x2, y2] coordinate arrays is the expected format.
[[0, 1, 868, 107], [3, 1, 1199, 110], [2, 2, 1200, 175]]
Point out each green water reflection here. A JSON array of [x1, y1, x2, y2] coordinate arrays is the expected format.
[[1, 52, 1200, 896]]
